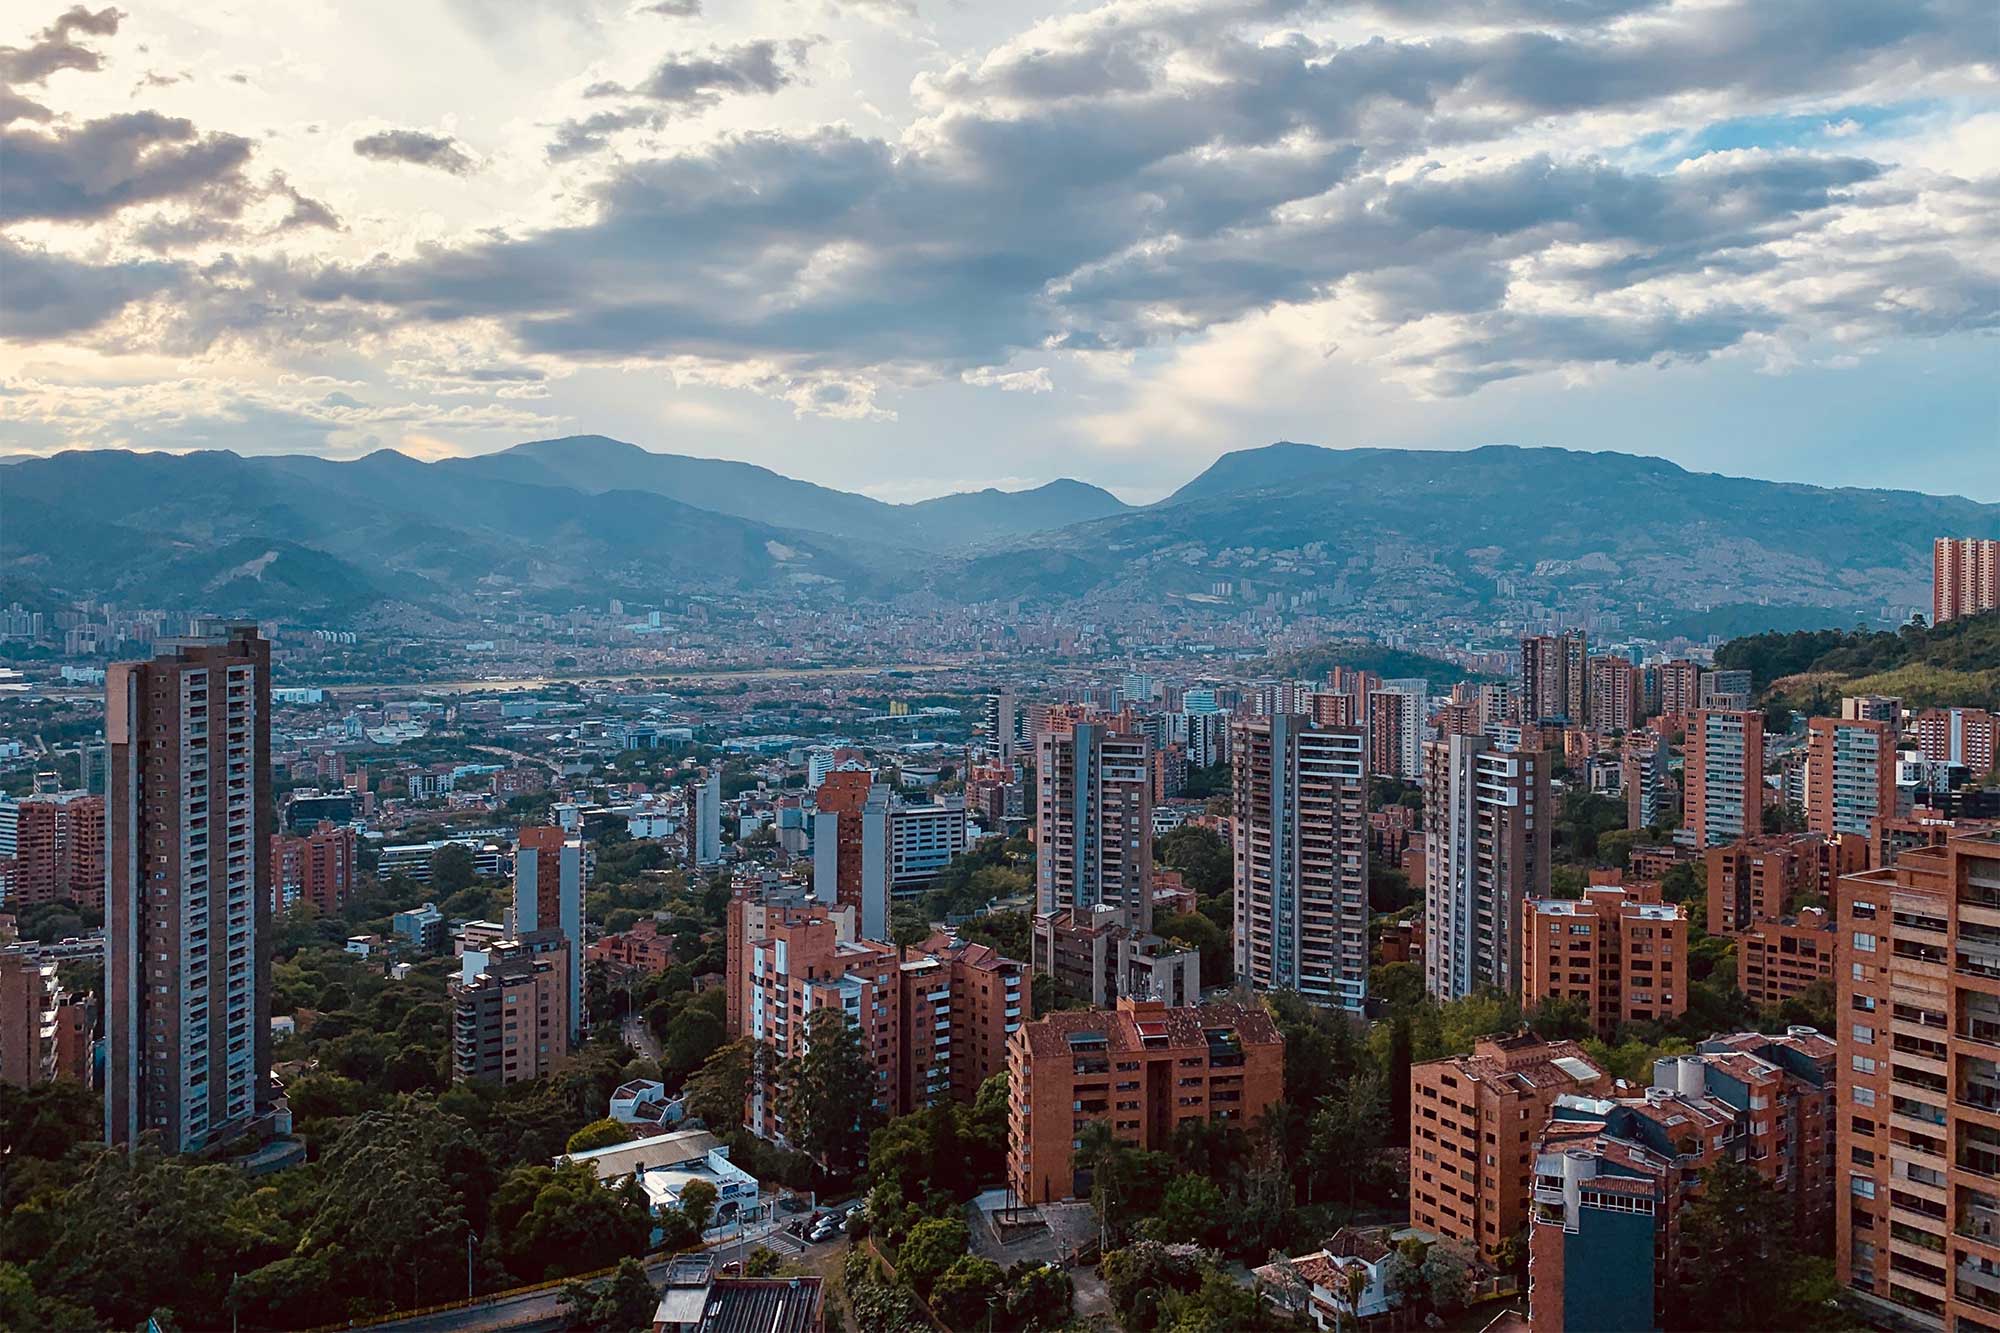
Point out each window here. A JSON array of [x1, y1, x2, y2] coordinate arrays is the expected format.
[[1853, 1055, 1877, 1075], [1853, 1086, 1877, 1107], [1853, 1024, 1875, 1045], [1853, 933, 1877, 953]]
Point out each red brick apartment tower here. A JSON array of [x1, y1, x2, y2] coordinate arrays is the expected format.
[[106, 623, 273, 1153], [1685, 708, 1764, 848], [1838, 830, 2000, 1327], [1915, 707, 1998, 778], [1935, 537, 2000, 625], [0, 944, 60, 1086], [1520, 883, 1687, 1038]]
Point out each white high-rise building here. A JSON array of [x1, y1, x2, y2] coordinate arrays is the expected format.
[[695, 770, 723, 864]]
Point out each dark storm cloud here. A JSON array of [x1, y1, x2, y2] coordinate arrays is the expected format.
[[352, 128, 478, 174], [0, 110, 255, 222]]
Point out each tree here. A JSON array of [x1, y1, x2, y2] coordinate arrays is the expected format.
[[780, 1008, 879, 1183], [558, 1257, 656, 1332], [490, 1163, 652, 1283], [1420, 1240, 1473, 1314], [898, 1216, 969, 1295], [1145, 1174, 1226, 1247], [682, 1041, 755, 1130], [1672, 1159, 1854, 1330], [566, 1118, 633, 1154], [677, 1179, 717, 1237], [431, 844, 477, 894], [1004, 1261, 1074, 1332], [1307, 1069, 1389, 1210], [930, 1255, 1004, 1329], [663, 1005, 726, 1083], [1155, 825, 1229, 896]]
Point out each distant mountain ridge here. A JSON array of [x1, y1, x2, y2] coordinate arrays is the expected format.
[[3, 438, 1994, 628]]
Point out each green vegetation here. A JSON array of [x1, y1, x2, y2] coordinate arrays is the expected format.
[[1717, 609, 2000, 709], [1264, 639, 1488, 686]]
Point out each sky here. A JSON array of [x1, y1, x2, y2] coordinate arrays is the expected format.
[[1, 0, 1996, 504]]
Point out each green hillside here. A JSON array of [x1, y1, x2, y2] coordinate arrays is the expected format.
[[1263, 640, 1489, 686], [1718, 611, 2000, 710]]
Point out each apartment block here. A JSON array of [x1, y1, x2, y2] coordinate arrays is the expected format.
[[450, 934, 568, 1086], [515, 824, 583, 1046], [1935, 537, 2000, 625], [1035, 721, 1154, 933], [1032, 904, 1200, 1009], [1529, 1031, 1835, 1333], [1685, 709, 1765, 848], [1739, 910, 1836, 1008], [1655, 659, 1702, 722], [1621, 728, 1671, 831], [1232, 715, 1370, 1010], [901, 929, 1028, 1107], [1368, 685, 1426, 783], [0, 944, 60, 1086], [1589, 656, 1642, 735], [1424, 734, 1551, 1001], [724, 878, 852, 1040], [1410, 1032, 1607, 1261], [1520, 883, 1687, 1038], [1837, 830, 2000, 1328], [1808, 716, 1898, 845], [1700, 668, 1754, 713], [1006, 996, 1283, 1205], [271, 820, 356, 914], [1521, 632, 1588, 725], [887, 799, 967, 899], [1916, 707, 1997, 778], [105, 623, 275, 1154], [3, 792, 105, 909]]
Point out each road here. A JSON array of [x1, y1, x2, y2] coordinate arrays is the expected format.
[[371, 1218, 808, 1333], [621, 1014, 661, 1062]]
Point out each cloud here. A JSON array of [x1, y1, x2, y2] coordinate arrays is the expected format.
[[595, 38, 815, 109], [352, 127, 478, 174], [0, 110, 255, 222], [0, 5, 122, 86], [638, 0, 700, 14], [0, 235, 181, 340]]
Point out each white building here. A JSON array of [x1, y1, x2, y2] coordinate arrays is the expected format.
[[1256, 1230, 1396, 1329], [559, 1129, 760, 1240], [888, 798, 968, 898]]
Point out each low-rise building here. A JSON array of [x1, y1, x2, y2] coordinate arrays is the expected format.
[[390, 901, 446, 953], [1032, 905, 1200, 1009], [650, 1253, 823, 1333], [1006, 996, 1283, 1206], [560, 1129, 761, 1240], [1410, 1033, 1608, 1262], [449, 932, 570, 1086], [1256, 1229, 1396, 1329], [589, 919, 678, 976], [1520, 884, 1687, 1038]]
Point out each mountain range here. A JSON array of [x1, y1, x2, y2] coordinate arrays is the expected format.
[[3, 436, 1995, 628]]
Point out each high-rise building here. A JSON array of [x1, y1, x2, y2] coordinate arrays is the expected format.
[[1231, 715, 1369, 1011], [0, 944, 60, 1087], [1587, 655, 1641, 734], [1035, 722, 1153, 933], [1914, 706, 1997, 777], [1705, 833, 1830, 936], [814, 770, 891, 941], [105, 623, 274, 1153], [2, 792, 104, 909], [1806, 716, 1897, 845], [1684, 709, 1765, 848], [1698, 668, 1754, 713], [1837, 830, 2000, 1325], [1520, 883, 1687, 1038], [724, 877, 853, 1040], [1521, 632, 1587, 724], [1368, 683, 1426, 782], [515, 825, 583, 1045], [1934, 536, 2000, 625], [1654, 658, 1702, 721], [1423, 734, 1550, 1000], [979, 691, 1023, 765], [694, 769, 723, 864], [449, 936, 568, 1086], [1843, 694, 1904, 728], [1620, 727, 1670, 831], [271, 820, 357, 914], [1006, 996, 1284, 1205], [1410, 1033, 1606, 1262]]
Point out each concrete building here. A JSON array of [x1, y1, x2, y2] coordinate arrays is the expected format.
[[695, 769, 723, 864], [1654, 659, 1702, 722], [105, 623, 275, 1154], [390, 901, 446, 953], [1621, 728, 1671, 831], [887, 798, 967, 898], [588, 919, 676, 976], [723, 878, 852, 1041], [1031, 904, 1200, 1009], [561, 1130, 761, 1241], [1699, 668, 1754, 713], [1915, 706, 1997, 778], [1807, 716, 1898, 844], [1368, 683, 1427, 782], [1006, 996, 1283, 1205], [812, 770, 890, 942], [1232, 715, 1369, 1010], [515, 824, 583, 1046], [1934, 536, 2000, 625], [271, 821, 356, 914], [1837, 829, 2000, 1327], [1685, 709, 1765, 848], [1520, 883, 1687, 1038], [1410, 1032, 1606, 1261], [1035, 721, 1154, 935], [1423, 734, 1551, 1001], [449, 933, 568, 1086]]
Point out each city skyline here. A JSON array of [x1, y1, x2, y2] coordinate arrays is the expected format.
[[2, 1, 1996, 502]]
